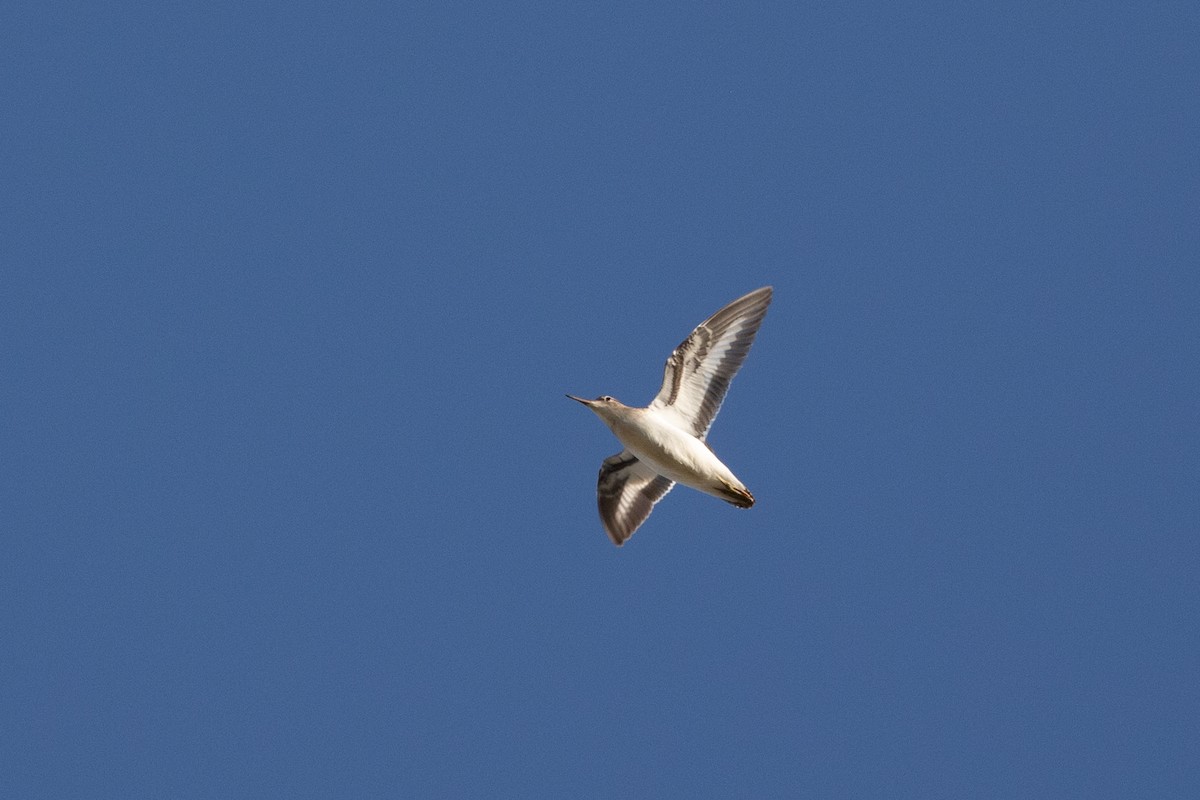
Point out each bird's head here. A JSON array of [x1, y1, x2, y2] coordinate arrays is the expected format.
[[566, 394, 625, 425]]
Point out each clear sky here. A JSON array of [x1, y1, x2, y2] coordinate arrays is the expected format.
[[4, 2, 1198, 797]]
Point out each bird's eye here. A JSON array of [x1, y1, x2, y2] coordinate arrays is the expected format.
[[599, 395, 613, 402]]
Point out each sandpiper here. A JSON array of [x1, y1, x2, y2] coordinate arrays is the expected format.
[[568, 286, 772, 545]]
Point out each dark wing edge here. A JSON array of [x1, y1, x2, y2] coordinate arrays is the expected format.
[[597, 451, 675, 546]]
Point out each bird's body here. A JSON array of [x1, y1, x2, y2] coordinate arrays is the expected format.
[[588, 404, 753, 508], [568, 286, 772, 545]]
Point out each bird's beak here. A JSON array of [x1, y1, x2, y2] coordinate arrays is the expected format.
[[565, 394, 591, 406]]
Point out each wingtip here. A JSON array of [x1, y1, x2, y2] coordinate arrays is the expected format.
[[729, 286, 773, 316]]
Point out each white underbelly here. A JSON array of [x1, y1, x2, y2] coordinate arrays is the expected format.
[[613, 416, 740, 492]]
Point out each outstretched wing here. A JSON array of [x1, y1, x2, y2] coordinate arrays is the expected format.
[[650, 286, 772, 439], [597, 450, 675, 546]]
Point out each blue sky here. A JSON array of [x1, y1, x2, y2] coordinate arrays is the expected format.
[[4, 2, 1198, 797]]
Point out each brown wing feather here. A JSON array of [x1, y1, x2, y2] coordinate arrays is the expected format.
[[597, 451, 675, 545]]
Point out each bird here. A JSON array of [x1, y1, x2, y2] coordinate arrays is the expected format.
[[567, 286, 772, 546]]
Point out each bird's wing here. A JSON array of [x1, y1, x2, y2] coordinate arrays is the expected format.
[[650, 286, 772, 438], [597, 450, 675, 546]]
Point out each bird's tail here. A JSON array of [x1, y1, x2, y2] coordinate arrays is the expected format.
[[717, 480, 755, 508]]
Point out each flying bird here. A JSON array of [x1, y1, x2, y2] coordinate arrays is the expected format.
[[568, 286, 772, 545]]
